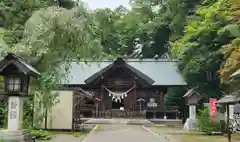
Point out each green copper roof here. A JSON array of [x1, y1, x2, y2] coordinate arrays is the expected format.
[[64, 58, 187, 86]]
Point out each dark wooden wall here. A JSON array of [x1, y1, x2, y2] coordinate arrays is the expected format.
[[72, 65, 170, 120], [101, 68, 136, 88], [78, 67, 168, 111], [81, 88, 166, 111]]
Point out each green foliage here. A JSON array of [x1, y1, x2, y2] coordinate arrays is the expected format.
[[58, 0, 77, 9], [0, 100, 7, 128], [170, 0, 238, 100], [0, 0, 77, 45], [92, 7, 130, 57], [218, 3, 240, 88], [71, 132, 84, 137], [27, 130, 85, 140], [196, 108, 221, 133], [91, 0, 201, 58], [0, 0, 205, 120], [20, 6, 103, 127], [165, 87, 186, 106], [0, 0, 51, 45], [0, 1, 104, 129], [28, 129, 52, 140], [0, 136, 3, 142]]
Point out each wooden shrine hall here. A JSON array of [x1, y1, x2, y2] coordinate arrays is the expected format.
[[64, 57, 186, 120]]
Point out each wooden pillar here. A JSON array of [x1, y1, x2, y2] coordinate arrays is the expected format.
[[226, 104, 231, 142], [95, 101, 99, 118], [159, 91, 166, 119], [100, 85, 103, 113], [130, 91, 132, 111], [133, 81, 136, 112], [159, 91, 164, 109], [133, 87, 136, 117]]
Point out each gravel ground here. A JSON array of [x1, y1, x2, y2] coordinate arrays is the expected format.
[[81, 125, 169, 142]]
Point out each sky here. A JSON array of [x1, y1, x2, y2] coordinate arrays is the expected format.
[[82, 0, 130, 9]]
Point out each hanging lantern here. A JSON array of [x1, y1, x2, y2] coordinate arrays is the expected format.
[[125, 93, 127, 97], [109, 93, 111, 97]]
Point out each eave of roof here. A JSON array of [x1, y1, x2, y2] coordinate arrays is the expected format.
[[216, 95, 240, 104]]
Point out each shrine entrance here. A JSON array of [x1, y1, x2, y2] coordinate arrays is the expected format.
[[111, 98, 126, 117], [112, 98, 124, 109]]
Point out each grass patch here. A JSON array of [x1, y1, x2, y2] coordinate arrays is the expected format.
[[154, 125, 183, 130], [50, 131, 87, 137], [172, 134, 240, 142], [29, 124, 95, 140], [152, 125, 240, 142], [178, 135, 223, 142]]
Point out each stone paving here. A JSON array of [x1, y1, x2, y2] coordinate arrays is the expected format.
[[36, 124, 172, 142], [84, 118, 153, 125], [81, 125, 168, 142]]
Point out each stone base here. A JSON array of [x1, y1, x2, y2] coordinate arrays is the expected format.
[[183, 118, 198, 130], [0, 130, 33, 142]]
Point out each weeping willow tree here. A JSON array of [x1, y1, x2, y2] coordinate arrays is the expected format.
[[0, 4, 104, 128], [20, 5, 103, 128]]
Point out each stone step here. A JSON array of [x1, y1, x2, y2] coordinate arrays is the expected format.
[[149, 119, 183, 125], [84, 118, 153, 125]]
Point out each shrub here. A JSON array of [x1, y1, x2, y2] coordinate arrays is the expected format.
[[196, 108, 221, 134], [28, 129, 52, 140]]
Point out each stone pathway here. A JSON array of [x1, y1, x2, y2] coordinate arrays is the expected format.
[[81, 125, 168, 142]]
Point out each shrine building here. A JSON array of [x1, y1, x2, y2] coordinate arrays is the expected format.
[[43, 57, 186, 130]]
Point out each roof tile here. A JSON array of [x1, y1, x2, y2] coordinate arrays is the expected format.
[[63, 59, 187, 86]]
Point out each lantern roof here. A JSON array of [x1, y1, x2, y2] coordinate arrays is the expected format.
[[216, 95, 240, 105], [0, 53, 40, 77], [230, 69, 240, 78], [183, 87, 201, 98]]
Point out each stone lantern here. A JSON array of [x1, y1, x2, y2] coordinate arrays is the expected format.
[[0, 53, 40, 141], [183, 87, 202, 130]]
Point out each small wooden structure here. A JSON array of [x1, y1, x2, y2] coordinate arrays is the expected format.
[[183, 87, 202, 130], [216, 95, 240, 142], [183, 87, 202, 105], [72, 88, 99, 131]]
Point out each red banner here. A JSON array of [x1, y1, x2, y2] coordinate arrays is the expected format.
[[210, 98, 217, 119]]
